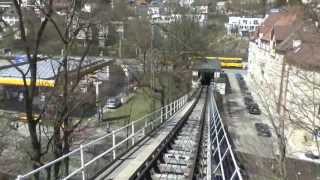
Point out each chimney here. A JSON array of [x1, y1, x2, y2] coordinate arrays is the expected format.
[[293, 39, 302, 48]]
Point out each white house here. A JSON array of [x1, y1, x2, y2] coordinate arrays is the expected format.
[[248, 8, 320, 158], [179, 0, 194, 7], [225, 16, 264, 36], [148, 6, 160, 16], [216, 1, 227, 14], [148, 1, 208, 26]]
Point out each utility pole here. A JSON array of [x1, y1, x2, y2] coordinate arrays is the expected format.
[[94, 81, 103, 122], [118, 22, 124, 58], [150, 24, 156, 112]]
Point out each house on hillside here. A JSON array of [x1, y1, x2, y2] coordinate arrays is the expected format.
[[225, 16, 264, 36], [248, 7, 320, 158]]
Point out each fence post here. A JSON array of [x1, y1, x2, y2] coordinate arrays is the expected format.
[[176, 100, 178, 112], [165, 105, 168, 120], [176, 100, 178, 111], [80, 145, 86, 180], [112, 131, 116, 160], [131, 122, 135, 146], [151, 118, 154, 130], [143, 120, 147, 136], [161, 108, 163, 123], [172, 102, 174, 114]]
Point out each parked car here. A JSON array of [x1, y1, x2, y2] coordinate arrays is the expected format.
[[244, 96, 254, 106], [105, 97, 122, 109], [248, 103, 261, 115], [235, 73, 243, 80], [305, 151, 320, 159], [255, 123, 271, 137]]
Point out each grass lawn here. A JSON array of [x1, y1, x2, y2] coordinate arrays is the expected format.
[[103, 88, 161, 125]]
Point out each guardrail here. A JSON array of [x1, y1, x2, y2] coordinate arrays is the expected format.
[[207, 85, 243, 180], [17, 94, 189, 180]]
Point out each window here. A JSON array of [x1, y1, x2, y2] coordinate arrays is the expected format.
[[254, 20, 258, 24]]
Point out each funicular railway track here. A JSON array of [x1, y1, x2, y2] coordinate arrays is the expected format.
[[131, 86, 209, 180]]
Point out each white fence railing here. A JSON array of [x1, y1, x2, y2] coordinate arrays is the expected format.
[[17, 94, 189, 180], [207, 85, 243, 180]]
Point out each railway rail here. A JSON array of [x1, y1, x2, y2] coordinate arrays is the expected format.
[[131, 86, 209, 180], [16, 84, 243, 180]]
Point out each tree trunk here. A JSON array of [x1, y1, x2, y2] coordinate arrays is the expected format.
[[143, 50, 147, 74], [53, 125, 62, 179], [25, 88, 41, 180], [278, 137, 287, 180], [63, 126, 70, 176]]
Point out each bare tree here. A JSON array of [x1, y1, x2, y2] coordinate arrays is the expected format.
[[126, 17, 152, 73], [11, 1, 55, 179], [250, 76, 289, 180], [9, 0, 112, 179]]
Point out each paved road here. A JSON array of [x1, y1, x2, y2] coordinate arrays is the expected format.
[[222, 69, 276, 158], [222, 69, 320, 180]]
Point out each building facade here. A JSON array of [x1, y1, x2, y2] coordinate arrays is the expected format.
[[225, 16, 264, 36], [248, 8, 320, 158]]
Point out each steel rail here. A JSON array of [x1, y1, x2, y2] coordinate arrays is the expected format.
[[130, 87, 206, 180]]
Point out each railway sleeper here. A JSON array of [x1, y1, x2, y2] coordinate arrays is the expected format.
[[157, 163, 189, 175], [151, 173, 186, 180], [163, 156, 192, 165], [174, 139, 197, 146], [164, 153, 193, 161], [176, 135, 198, 141], [170, 143, 196, 151], [166, 149, 193, 156]]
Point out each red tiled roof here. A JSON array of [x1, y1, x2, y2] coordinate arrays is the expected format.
[[276, 21, 320, 72], [286, 43, 320, 72], [257, 7, 303, 42]]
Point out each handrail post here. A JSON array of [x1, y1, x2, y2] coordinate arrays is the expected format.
[[80, 144, 86, 180], [143, 120, 147, 136], [160, 107, 163, 123], [176, 100, 179, 110], [112, 131, 116, 160], [16, 175, 22, 180], [165, 105, 168, 120], [151, 118, 154, 130], [131, 122, 135, 146], [173, 101, 176, 113]]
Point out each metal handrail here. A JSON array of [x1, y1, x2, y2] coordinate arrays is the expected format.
[[208, 85, 243, 180], [16, 94, 189, 180]]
